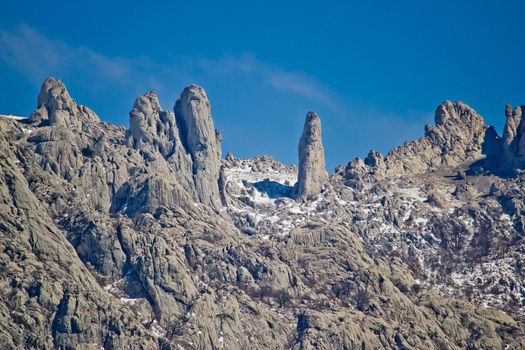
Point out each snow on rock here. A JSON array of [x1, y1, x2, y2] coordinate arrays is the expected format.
[[223, 156, 348, 236], [224, 155, 525, 312], [0, 114, 28, 120]]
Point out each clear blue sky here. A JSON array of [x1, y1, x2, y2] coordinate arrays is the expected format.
[[1, 1, 524, 170]]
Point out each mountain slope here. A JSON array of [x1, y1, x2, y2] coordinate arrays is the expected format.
[[0, 78, 524, 349]]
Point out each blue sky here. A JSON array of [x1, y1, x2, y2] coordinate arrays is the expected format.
[[1, 1, 524, 170]]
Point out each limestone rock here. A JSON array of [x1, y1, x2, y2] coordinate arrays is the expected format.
[[503, 104, 522, 147], [29, 77, 100, 129], [126, 91, 196, 209], [175, 85, 222, 208], [0, 126, 158, 349], [128, 91, 179, 158], [295, 112, 328, 200], [489, 104, 525, 174], [3, 78, 525, 349], [111, 173, 193, 216], [343, 100, 488, 180]]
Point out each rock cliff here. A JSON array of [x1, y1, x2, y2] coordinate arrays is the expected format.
[[499, 104, 525, 174], [1, 79, 525, 349], [175, 85, 222, 209], [29, 77, 100, 128]]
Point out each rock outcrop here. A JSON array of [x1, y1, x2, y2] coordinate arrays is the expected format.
[[175, 85, 222, 208], [295, 112, 328, 200], [0, 120, 157, 349], [128, 91, 182, 158], [343, 100, 489, 181], [499, 104, 525, 174], [29, 77, 100, 128], [3, 78, 525, 349], [125, 91, 195, 211], [24, 79, 224, 217]]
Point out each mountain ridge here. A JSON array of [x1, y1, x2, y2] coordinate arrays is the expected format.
[[1, 77, 525, 349]]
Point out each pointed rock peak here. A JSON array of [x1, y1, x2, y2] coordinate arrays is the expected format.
[[183, 84, 209, 100], [128, 91, 179, 157], [513, 105, 522, 118], [505, 104, 513, 119], [37, 77, 73, 109], [504, 104, 524, 120], [174, 85, 218, 151], [364, 150, 385, 168], [301, 112, 322, 142], [31, 77, 99, 128], [132, 91, 162, 117], [295, 111, 328, 200], [434, 100, 483, 127], [135, 91, 161, 110], [502, 104, 523, 147], [306, 110, 320, 122]]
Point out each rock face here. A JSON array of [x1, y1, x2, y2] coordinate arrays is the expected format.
[[295, 112, 328, 200], [344, 100, 489, 181], [3, 78, 525, 349], [125, 91, 196, 211], [128, 91, 181, 158], [499, 104, 525, 173], [175, 85, 222, 208], [0, 118, 157, 349], [29, 77, 100, 128]]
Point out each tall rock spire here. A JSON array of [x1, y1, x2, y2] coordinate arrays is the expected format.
[[175, 85, 222, 208], [295, 112, 328, 200], [503, 104, 522, 148]]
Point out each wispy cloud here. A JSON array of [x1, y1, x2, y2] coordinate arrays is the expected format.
[[0, 25, 343, 114], [194, 54, 344, 113], [0, 25, 175, 100], [0, 24, 433, 167]]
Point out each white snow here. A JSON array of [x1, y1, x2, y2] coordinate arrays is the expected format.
[[0, 114, 27, 120], [120, 297, 139, 305]]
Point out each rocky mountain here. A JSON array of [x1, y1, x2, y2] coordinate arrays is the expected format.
[[1, 78, 525, 349]]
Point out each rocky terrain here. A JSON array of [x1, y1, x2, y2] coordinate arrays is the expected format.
[[1, 78, 525, 349]]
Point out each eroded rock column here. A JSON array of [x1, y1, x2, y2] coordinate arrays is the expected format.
[[295, 112, 328, 200], [175, 85, 222, 208]]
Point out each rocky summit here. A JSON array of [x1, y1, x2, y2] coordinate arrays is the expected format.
[[1, 78, 525, 349]]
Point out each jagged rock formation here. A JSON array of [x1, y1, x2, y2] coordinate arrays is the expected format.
[[29, 77, 100, 128], [128, 91, 185, 159], [0, 118, 157, 349], [295, 112, 328, 200], [499, 104, 525, 174], [175, 85, 222, 209], [2, 79, 525, 349], [124, 91, 195, 213], [343, 101, 489, 182]]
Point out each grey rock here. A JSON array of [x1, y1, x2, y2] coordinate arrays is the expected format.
[[344, 100, 488, 181], [126, 91, 196, 208], [0, 124, 158, 349], [3, 78, 525, 349], [30, 77, 100, 129], [488, 104, 525, 174], [175, 85, 222, 209], [503, 104, 522, 147], [128, 91, 180, 158], [295, 112, 328, 200]]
